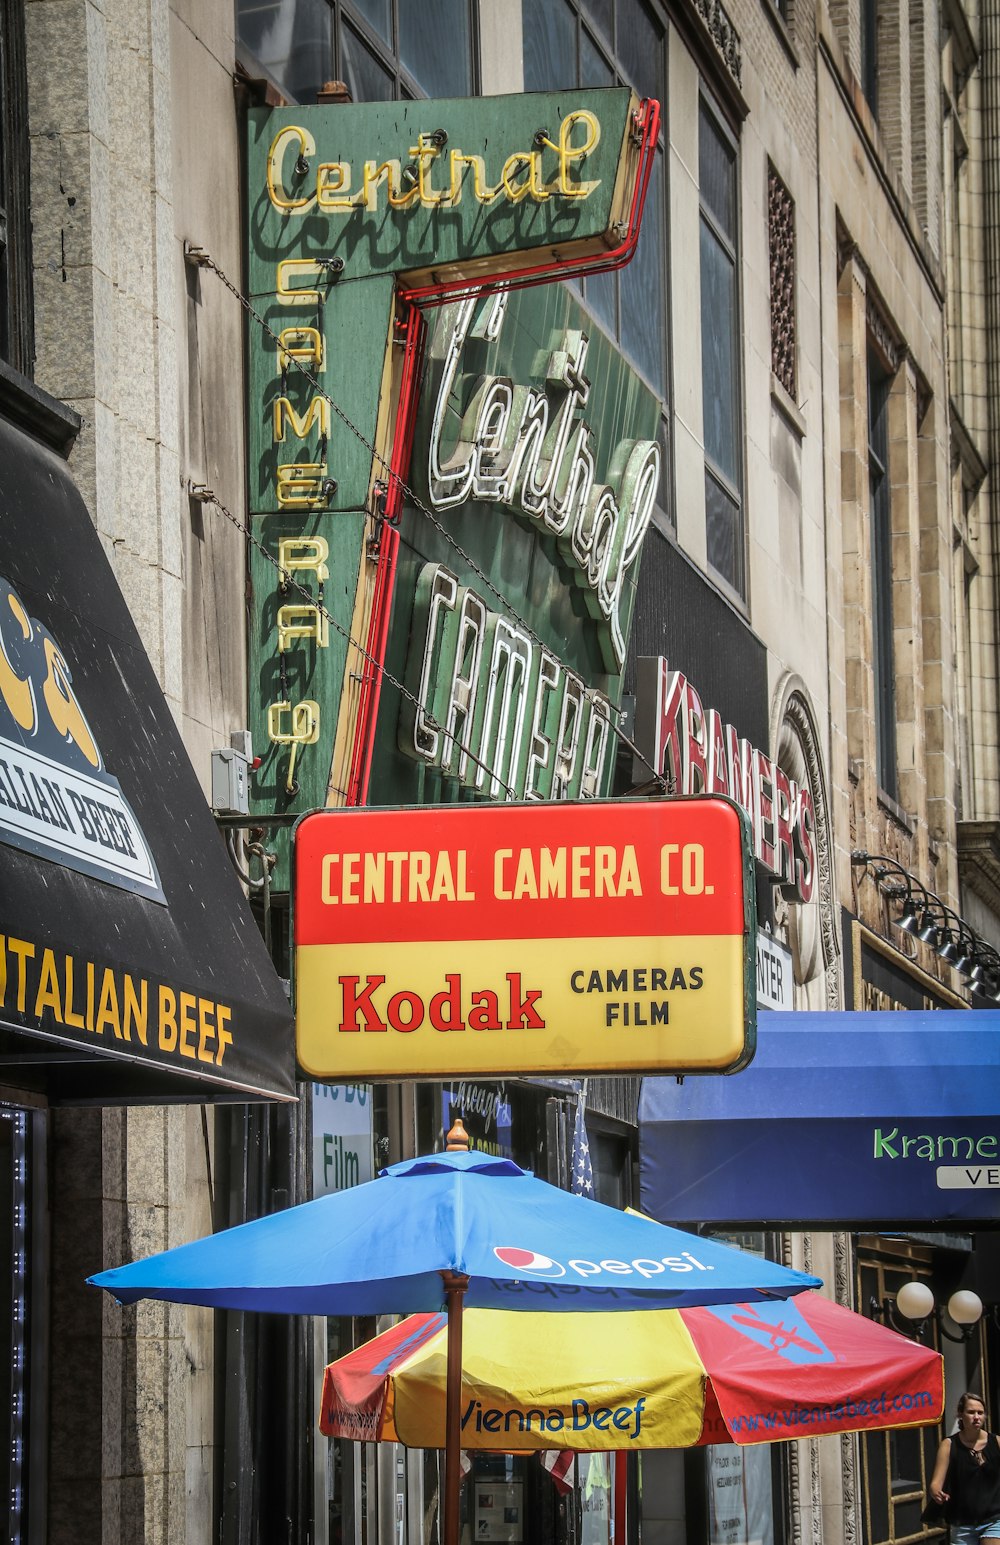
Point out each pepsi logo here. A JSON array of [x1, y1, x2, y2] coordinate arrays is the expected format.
[[493, 1246, 566, 1278]]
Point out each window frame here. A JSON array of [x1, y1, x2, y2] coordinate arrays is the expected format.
[[235, 0, 480, 106], [0, 2, 34, 378], [698, 90, 747, 602], [859, 0, 878, 113], [867, 345, 897, 803]]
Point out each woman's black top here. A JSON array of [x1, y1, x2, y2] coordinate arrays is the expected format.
[[947, 1433, 1000, 1524]]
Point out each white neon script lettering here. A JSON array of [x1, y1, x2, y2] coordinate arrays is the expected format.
[[399, 563, 614, 803], [427, 296, 659, 672]]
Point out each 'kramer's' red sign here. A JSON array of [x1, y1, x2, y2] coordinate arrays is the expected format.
[[293, 799, 756, 1080]]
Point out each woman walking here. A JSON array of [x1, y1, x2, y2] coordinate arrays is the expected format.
[[930, 1393, 1000, 1542]]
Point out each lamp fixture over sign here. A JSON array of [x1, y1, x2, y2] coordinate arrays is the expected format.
[[871, 1281, 987, 1342], [852, 851, 1000, 1002]]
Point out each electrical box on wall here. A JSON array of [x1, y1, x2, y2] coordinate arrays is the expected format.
[[212, 732, 253, 816]]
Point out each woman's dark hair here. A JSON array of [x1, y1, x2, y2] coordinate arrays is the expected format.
[[957, 1392, 986, 1415]]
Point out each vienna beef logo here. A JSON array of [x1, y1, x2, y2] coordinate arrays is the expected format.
[[338, 971, 544, 1034], [0, 574, 163, 901]]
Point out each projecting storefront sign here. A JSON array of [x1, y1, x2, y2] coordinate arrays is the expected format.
[[633, 657, 816, 902], [245, 88, 658, 884], [756, 933, 793, 1011], [294, 798, 756, 1080]]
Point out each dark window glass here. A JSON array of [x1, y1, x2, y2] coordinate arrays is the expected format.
[[521, 0, 669, 417], [239, 0, 332, 104], [351, 0, 390, 45], [868, 350, 897, 800], [523, 0, 576, 91], [616, 0, 661, 103], [237, 0, 475, 103], [705, 471, 745, 597], [341, 21, 394, 102], [700, 219, 739, 481], [586, 264, 618, 334], [0, 3, 32, 374], [399, 0, 472, 96], [581, 0, 614, 47], [581, 26, 615, 86], [699, 101, 744, 598], [699, 107, 736, 237], [620, 149, 665, 392], [0, 19, 8, 366], [591, 1128, 631, 1208], [0, 1110, 30, 1545], [860, 0, 878, 112]]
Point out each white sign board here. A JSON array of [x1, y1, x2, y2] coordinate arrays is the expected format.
[[756, 933, 793, 1012], [708, 1445, 774, 1545], [311, 1083, 374, 1197]]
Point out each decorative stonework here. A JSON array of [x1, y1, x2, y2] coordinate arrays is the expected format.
[[866, 290, 902, 372], [693, 0, 743, 86], [788, 1436, 824, 1545], [810, 1440, 824, 1545], [769, 164, 797, 398], [841, 1432, 861, 1545], [774, 679, 842, 1007], [833, 1230, 852, 1305]]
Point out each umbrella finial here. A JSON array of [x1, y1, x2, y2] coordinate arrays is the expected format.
[[445, 1118, 470, 1151]]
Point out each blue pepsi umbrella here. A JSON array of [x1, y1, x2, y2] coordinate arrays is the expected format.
[[90, 1142, 819, 1545]]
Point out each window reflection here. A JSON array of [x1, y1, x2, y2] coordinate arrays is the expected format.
[[341, 22, 394, 102], [523, 0, 576, 92], [237, 0, 474, 103], [351, 0, 390, 45], [399, 0, 472, 97], [521, 0, 669, 515], [620, 152, 665, 392], [237, 0, 332, 105], [699, 100, 744, 597]]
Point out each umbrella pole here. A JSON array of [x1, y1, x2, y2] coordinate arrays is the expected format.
[[441, 1269, 469, 1545]]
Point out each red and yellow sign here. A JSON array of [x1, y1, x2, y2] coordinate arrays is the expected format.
[[294, 799, 755, 1079]]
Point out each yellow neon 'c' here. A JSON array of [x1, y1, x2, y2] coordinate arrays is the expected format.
[[276, 260, 326, 305], [266, 125, 317, 212]]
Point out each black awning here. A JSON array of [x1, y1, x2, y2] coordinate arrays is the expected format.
[[0, 403, 294, 1103]]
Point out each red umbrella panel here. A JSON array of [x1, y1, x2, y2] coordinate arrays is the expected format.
[[320, 1293, 944, 1450]]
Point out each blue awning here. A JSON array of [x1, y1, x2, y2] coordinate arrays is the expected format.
[[639, 1012, 1000, 1227]]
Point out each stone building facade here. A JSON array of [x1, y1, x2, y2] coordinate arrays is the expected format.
[[1, 0, 997, 1541]]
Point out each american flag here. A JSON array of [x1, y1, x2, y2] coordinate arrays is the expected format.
[[571, 1091, 594, 1198], [540, 1449, 575, 1495]]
